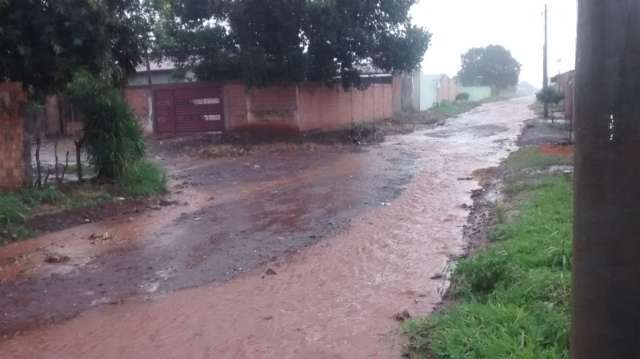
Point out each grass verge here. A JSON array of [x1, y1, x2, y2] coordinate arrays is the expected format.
[[118, 160, 167, 197], [404, 148, 573, 358], [430, 101, 481, 119], [0, 160, 166, 243]]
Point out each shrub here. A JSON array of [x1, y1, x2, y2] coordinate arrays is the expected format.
[[536, 87, 565, 106], [68, 71, 145, 179], [119, 160, 167, 197], [0, 194, 28, 227], [456, 92, 470, 102], [455, 249, 512, 298]]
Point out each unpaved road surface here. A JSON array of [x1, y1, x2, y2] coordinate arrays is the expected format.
[[0, 98, 532, 358]]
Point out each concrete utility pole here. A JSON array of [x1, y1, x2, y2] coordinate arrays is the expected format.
[[572, 1, 640, 358], [543, 4, 549, 118]]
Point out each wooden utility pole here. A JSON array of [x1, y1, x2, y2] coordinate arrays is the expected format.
[[572, 1, 640, 358], [543, 4, 549, 118]]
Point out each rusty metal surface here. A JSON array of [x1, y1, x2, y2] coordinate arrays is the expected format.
[[153, 84, 225, 135]]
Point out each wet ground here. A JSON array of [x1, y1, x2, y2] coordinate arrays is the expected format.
[[0, 97, 533, 358]]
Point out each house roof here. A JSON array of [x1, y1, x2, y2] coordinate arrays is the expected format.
[[134, 59, 178, 73]]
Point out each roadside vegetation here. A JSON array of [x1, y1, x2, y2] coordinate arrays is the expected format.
[[429, 100, 482, 119], [404, 146, 573, 358]]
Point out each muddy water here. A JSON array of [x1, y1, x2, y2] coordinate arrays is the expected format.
[[0, 98, 532, 358]]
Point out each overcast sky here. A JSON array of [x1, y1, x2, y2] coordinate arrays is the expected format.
[[411, 0, 578, 87]]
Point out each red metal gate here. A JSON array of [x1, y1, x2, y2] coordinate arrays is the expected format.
[[154, 85, 225, 134]]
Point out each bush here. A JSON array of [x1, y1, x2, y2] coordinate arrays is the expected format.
[[456, 92, 470, 102], [68, 71, 145, 179], [536, 87, 565, 105], [119, 160, 167, 197], [0, 194, 28, 227]]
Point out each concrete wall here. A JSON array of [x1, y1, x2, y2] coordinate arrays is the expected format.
[[296, 83, 392, 131], [237, 82, 394, 132], [127, 70, 196, 87], [437, 76, 459, 103], [420, 75, 440, 111], [125, 88, 154, 133], [126, 77, 398, 135], [0, 83, 29, 191], [459, 86, 492, 102]]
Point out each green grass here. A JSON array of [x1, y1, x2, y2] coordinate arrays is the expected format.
[[404, 150, 573, 358], [430, 101, 481, 118], [0, 187, 68, 241], [505, 147, 569, 172], [118, 160, 167, 197]]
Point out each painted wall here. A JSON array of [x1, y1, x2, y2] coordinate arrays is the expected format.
[[126, 76, 399, 135], [127, 70, 196, 87], [419, 74, 440, 111], [125, 88, 153, 133], [0, 83, 29, 190], [459, 86, 492, 102]]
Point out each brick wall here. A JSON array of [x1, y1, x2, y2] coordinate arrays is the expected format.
[[0, 83, 29, 191], [125, 88, 153, 133]]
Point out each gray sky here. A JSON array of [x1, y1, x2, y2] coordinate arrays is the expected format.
[[411, 0, 577, 87]]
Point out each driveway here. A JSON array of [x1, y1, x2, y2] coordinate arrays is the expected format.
[[0, 98, 532, 358]]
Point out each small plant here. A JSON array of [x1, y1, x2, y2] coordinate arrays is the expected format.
[[456, 92, 470, 102], [118, 160, 167, 197], [68, 71, 145, 179], [536, 87, 565, 106]]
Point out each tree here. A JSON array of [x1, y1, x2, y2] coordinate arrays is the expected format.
[[0, 0, 148, 97], [156, 0, 430, 87], [536, 87, 564, 107], [458, 45, 521, 90], [572, 0, 640, 357]]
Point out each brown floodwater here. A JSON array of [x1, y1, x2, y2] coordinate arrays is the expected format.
[[0, 98, 532, 358]]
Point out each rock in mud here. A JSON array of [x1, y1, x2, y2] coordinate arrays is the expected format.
[[393, 310, 412, 322], [44, 254, 70, 264], [265, 268, 278, 276]]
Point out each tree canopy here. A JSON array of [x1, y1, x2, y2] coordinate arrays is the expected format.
[[156, 0, 430, 87], [0, 0, 149, 97], [458, 45, 521, 89]]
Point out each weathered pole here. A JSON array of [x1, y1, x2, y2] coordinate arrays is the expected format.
[[543, 4, 549, 118], [572, 1, 640, 358]]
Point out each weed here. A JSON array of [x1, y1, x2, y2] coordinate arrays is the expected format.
[[505, 147, 569, 172], [118, 160, 167, 197]]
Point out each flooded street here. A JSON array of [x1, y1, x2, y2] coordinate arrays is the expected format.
[[0, 98, 532, 358]]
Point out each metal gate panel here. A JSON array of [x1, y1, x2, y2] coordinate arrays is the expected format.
[[174, 86, 224, 133], [154, 85, 225, 135]]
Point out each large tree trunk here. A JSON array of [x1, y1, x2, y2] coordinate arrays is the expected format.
[[572, 1, 640, 357]]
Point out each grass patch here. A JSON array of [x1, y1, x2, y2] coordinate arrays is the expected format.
[[505, 147, 569, 172], [118, 160, 167, 197], [405, 151, 573, 358], [430, 101, 481, 118], [0, 187, 68, 241], [0, 184, 115, 243]]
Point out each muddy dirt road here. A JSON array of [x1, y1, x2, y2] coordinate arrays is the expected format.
[[0, 98, 532, 358]]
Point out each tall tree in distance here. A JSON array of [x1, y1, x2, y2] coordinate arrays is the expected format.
[[458, 45, 521, 90], [157, 0, 431, 88]]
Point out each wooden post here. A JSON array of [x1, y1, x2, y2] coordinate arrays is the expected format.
[[572, 0, 640, 357]]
